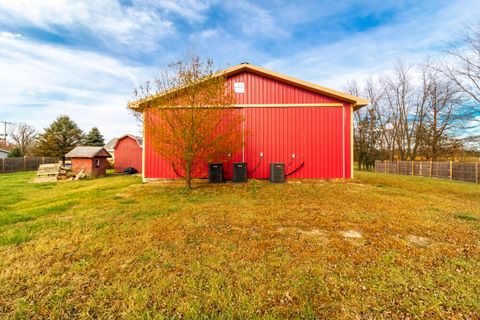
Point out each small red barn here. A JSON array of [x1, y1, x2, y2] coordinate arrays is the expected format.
[[129, 64, 368, 181], [113, 135, 142, 173], [65, 146, 111, 177]]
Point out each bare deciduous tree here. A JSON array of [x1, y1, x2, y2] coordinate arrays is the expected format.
[[443, 21, 480, 122], [9, 123, 37, 156], [131, 54, 244, 188], [419, 63, 463, 159], [346, 79, 380, 169], [380, 61, 433, 160], [349, 60, 466, 165]]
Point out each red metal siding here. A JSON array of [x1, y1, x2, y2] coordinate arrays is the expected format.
[[242, 106, 346, 179], [114, 136, 142, 173], [144, 113, 178, 179], [144, 109, 242, 179], [228, 72, 340, 104], [144, 71, 354, 180]]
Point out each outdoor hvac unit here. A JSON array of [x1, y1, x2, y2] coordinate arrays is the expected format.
[[270, 163, 285, 183], [233, 162, 247, 183], [208, 163, 223, 183]]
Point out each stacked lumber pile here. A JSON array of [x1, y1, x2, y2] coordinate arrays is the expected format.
[[34, 163, 75, 183]]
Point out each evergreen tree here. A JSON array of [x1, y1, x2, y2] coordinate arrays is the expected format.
[[85, 127, 105, 146], [8, 147, 22, 157], [35, 115, 85, 164]]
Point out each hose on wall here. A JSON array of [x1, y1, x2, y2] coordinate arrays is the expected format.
[[285, 161, 305, 177], [247, 156, 263, 175]]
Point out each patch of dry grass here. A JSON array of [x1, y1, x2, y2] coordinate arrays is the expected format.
[[0, 171, 479, 318]]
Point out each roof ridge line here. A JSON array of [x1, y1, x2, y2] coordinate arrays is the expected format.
[[128, 64, 368, 110]]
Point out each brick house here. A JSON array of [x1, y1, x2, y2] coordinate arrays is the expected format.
[[65, 146, 111, 177]]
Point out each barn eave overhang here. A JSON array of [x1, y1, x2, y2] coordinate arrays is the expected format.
[[128, 64, 369, 111]]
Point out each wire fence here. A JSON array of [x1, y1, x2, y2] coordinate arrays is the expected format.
[[375, 160, 479, 183], [0, 157, 59, 174]]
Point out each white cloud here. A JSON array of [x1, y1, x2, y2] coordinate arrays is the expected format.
[[0, 31, 21, 39], [0, 0, 175, 51], [0, 32, 148, 139], [260, 0, 480, 91], [192, 28, 219, 40], [140, 0, 212, 22], [221, 1, 289, 38]]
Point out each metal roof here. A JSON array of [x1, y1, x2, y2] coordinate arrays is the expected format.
[[128, 63, 369, 111], [104, 138, 118, 150], [65, 146, 111, 158], [113, 134, 143, 149]]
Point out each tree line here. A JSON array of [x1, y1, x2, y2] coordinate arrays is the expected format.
[[349, 22, 480, 170], [5, 116, 105, 163]]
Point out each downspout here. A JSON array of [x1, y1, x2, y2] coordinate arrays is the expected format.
[[351, 105, 354, 179], [142, 111, 146, 183], [342, 104, 345, 178], [242, 107, 245, 162]]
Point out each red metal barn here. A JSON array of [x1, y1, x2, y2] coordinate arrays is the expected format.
[[113, 135, 143, 173], [130, 64, 368, 181]]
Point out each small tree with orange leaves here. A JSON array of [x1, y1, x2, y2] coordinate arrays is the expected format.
[[132, 55, 244, 188]]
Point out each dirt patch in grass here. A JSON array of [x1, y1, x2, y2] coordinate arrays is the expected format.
[[298, 228, 325, 237], [405, 235, 430, 247], [277, 227, 329, 243], [298, 229, 328, 244], [341, 230, 362, 239]]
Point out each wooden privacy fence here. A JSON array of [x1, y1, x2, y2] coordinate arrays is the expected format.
[[375, 160, 479, 183], [1, 157, 59, 174]]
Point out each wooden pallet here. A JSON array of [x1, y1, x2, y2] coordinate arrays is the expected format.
[[34, 163, 72, 183], [34, 176, 59, 183]]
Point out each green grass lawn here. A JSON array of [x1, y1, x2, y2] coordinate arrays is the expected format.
[[0, 171, 479, 319]]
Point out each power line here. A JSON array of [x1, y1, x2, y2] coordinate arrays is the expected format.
[[0, 121, 13, 144]]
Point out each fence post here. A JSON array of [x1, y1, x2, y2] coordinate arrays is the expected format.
[[411, 161, 414, 176], [449, 161, 453, 180], [429, 160, 433, 178], [23, 156, 27, 171], [396, 160, 399, 174], [42, 157, 45, 164], [476, 162, 479, 184], [384, 160, 387, 173], [1, 158, 4, 173]]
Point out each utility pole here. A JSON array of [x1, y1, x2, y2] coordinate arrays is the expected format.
[[0, 121, 13, 145]]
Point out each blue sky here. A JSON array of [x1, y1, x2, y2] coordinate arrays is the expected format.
[[0, 0, 479, 140]]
